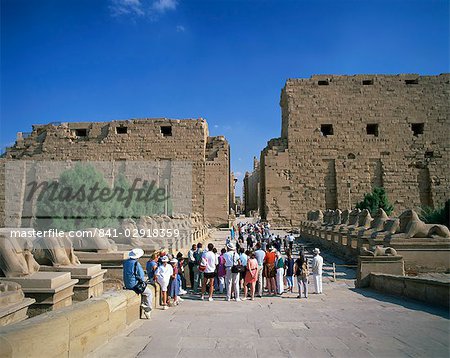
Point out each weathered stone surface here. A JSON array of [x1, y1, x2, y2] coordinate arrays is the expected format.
[[0, 289, 140, 357], [389, 209, 450, 239], [0, 309, 70, 358], [0, 235, 40, 278], [246, 74, 450, 226], [0, 281, 35, 327], [356, 255, 405, 287], [0, 118, 231, 227]]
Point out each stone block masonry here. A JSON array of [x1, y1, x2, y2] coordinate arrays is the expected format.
[[255, 74, 450, 226], [0, 290, 141, 357], [0, 118, 231, 227], [243, 157, 260, 216]]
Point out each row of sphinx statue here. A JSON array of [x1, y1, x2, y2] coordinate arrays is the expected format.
[[305, 208, 450, 240], [0, 213, 208, 278]]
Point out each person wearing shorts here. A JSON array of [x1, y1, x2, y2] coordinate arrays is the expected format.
[[201, 243, 218, 301]]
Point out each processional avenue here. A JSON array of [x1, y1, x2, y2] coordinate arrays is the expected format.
[[0, 73, 449, 358]]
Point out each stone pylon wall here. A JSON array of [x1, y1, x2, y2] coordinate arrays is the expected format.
[[261, 74, 450, 226], [0, 118, 230, 227], [243, 157, 260, 216], [204, 136, 230, 226], [260, 138, 291, 226]]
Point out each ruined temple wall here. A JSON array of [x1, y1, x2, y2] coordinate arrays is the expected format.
[[281, 74, 450, 225], [243, 169, 260, 215], [230, 172, 236, 214], [260, 138, 291, 226], [0, 161, 4, 227], [243, 158, 261, 216], [204, 136, 230, 226], [1, 118, 231, 227]]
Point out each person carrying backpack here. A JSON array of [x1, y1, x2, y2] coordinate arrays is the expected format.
[[294, 251, 309, 299]]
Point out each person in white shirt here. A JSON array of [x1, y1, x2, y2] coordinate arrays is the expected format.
[[201, 243, 218, 301], [312, 248, 324, 294], [155, 256, 173, 310], [288, 234, 295, 252], [223, 243, 241, 301]]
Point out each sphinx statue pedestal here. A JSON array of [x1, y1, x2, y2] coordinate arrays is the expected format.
[[385, 238, 450, 273], [75, 251, 129, 281], [356, 255, 405, 288], [3, 272, 78, 317], [0, 281, 35, 326], [40, 264, 106, 301]]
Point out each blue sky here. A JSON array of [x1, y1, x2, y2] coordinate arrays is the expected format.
[[1, 0, 449, 196]]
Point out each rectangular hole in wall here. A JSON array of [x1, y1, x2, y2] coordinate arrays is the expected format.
[[411, 123, 424, 136], [116, 126, 128, 134], [160, 126, 172, 137], [74, 129, 88, 137], [366, 123, 379, 136], [320, 124, 334, 137], [362, 80, 373, 85], [405, 79, 419, 85], [318, 80, 329, 86]]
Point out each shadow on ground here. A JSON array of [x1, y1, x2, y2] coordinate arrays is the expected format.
[[351, 287, 450, 319]]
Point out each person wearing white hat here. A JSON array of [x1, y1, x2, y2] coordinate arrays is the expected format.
[[223, 243, 241, 301], [312, 248, 323, 294], [123, 248, 152, 318], [155, 255, 173, 309]]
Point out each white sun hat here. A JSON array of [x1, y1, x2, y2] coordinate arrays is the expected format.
[[161, 255, 169, 262], [129, 248, 144, 259], [226, 243, 235, 250], [313, 248, 320, 254]]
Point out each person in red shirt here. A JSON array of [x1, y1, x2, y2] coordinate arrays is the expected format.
[[263, 245, 277, 295]]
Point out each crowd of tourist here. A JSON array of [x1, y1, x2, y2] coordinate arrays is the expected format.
[[123, 221, 324, 317]]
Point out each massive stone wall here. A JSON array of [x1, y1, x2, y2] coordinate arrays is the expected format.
[[243, 157, 260, 216], [204, 136, 230, 227], [0, 118, 230, 227], [260, 74, 450, 226], [259, 138, 291, 225]]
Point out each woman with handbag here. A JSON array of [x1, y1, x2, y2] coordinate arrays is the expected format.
[[294, 251, 309, 298], [123, 248, 152, 319]]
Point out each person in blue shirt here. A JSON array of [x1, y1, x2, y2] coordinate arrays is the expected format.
[[254, 242, 266, 297], [123, 248, 152, 318], [146, 252, 158, 284], [284, 249, 295, 293]]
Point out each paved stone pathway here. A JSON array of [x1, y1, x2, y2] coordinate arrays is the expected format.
[[89, 225, 450, 358]]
